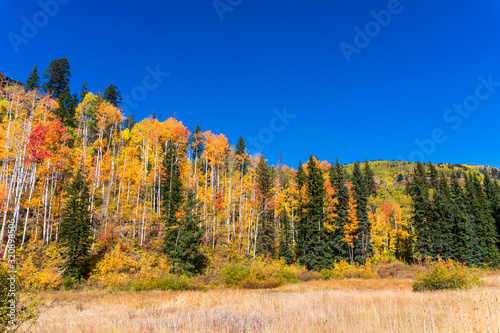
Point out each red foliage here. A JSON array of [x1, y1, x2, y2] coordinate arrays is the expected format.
[[25, 124, 50, 163]]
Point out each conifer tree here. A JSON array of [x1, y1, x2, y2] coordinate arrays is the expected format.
[[328, 158, 350, 261], [364, 160, 376, 197], [59, 171, 92, 280], [54, 85, 77, 127], [450, 172, 481, 265], [235, 136, 249, 173], [428, 162, 439, 189], [483, 173, 500, 251], [300, 155, 330, 270], [25, 64, 40, 92], [124, 113, 135, 130], [255, 156, 275, 256], [406, 162, 433, 259], [294, 161, 307, 258], [279, 212, 294, 265], [43, 57, 71, 98], [168, 191, 207, 275], [103, 84, 122, 106], [80, 81, 90, 101], [352, 160, 372, 263], [162, 141, 184, 256], [466, 174, 500, 265]]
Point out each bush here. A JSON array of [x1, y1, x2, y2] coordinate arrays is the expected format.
[[297, 270, 322, 282], [413, 258, 482, 292], [129, 275, 193, 291], [322, 258, 377, 280], [0, 263, 40, 332], [221, 263, 251, 287]]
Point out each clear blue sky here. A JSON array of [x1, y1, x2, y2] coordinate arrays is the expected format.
[[2, 0, 500, 167]]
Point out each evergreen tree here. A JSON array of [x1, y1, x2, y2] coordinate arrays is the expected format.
[[406, 162, 433, 259], [279, 212, 294, 265], [124, 113, 135, 130], [80, 81, 90, 101], [352, 160, 373, 263], [167, 191, 207, 275], [59, 171, 92, 280], [43, 57, 71, 98], [450, 172, 481, 265], [327, 158, 350, 262], [235, 136, 249, 174], [54, 85, 77, 127], [294, 161, 307, 258], [466, 174, 500, 266], [103, 84, 122, 106], [428, 162, 439, 189], [162, 141, 184, 256], [255, 156, 275, 256], [483, 173, 500, 251], [300, 155, 330, 270], [25, 64, 40, 92], [430, 172, 455, 259], [364, 160, 376, 197]]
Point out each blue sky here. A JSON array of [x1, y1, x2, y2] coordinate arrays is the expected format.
[[2, 0, 500, 167]]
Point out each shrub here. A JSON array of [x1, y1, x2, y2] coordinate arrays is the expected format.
[[325, 258, 377, 280], [222, 263, 251, 287], [0, 263, 40, 332], [413, 258, 482, 292], [129, 275, 193, 291], [297, 270, 322, 282]]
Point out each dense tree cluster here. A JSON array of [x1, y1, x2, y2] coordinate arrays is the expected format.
[[1, 61, 500, 280]]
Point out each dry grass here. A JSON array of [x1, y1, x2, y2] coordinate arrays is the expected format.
[[31, 272, 500, 333]]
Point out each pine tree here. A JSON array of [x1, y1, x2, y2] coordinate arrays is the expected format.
[[450, 172, 481, 265], [406, 162, 433, 259], [352, 160, 373, 263], [328, 158, 350, 262], [59, 171, 92, 280], [428, 162, 439, 189], [255, 156, 275, 256], [300, 155, 330, 270], [483, 173, 500, 251], [162, 141, 184, 256], [294, 161, 307, 258], [430, 172, 455, 259], [279, 212, 294, 265], [124, 113, 135, 130], [168, 191, 207, 275], [54, 85, 77, 127], [25, 64, 40, 92], [43, 57, 71, 98], [103, 84, 122, 106], [80, 81, 90, 101], [466, 174, 500, 266], [364, 160, 376, 197], [235, 136, 249, 174]]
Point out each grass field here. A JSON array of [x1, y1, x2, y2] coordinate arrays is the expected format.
[[31, 273, 500, 333]]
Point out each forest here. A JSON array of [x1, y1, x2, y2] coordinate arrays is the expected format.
[[1, 59, 500, 292]]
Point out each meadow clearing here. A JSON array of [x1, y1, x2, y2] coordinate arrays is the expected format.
[[31, 272, 500, 333]]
